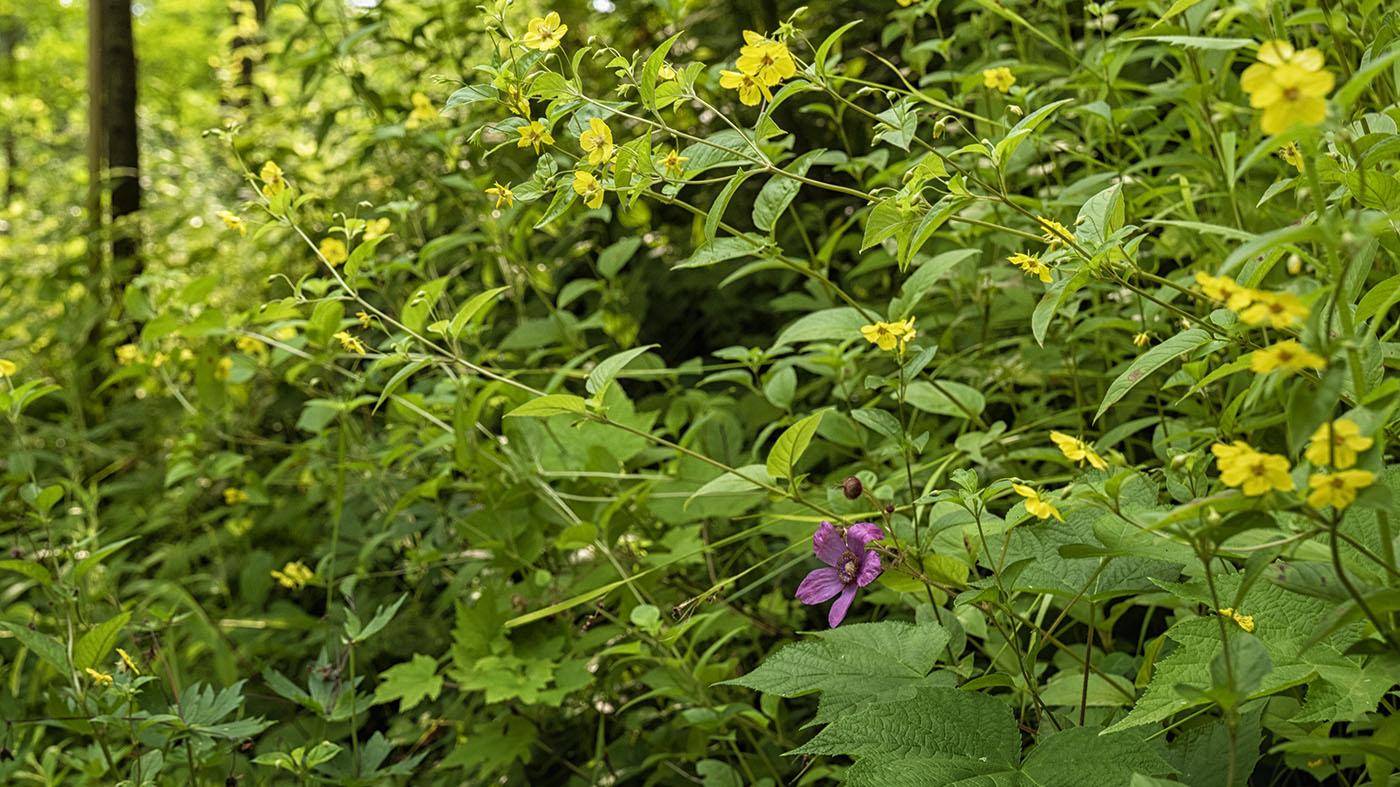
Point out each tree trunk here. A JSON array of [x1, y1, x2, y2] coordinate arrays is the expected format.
[[87, 0, 105, 273], [103, 0, 140, 267]]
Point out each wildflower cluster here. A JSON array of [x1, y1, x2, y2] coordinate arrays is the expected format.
[[1241, 40, 1334, 135], [860, 317, 916, 352], [721, 31, 797, 106]]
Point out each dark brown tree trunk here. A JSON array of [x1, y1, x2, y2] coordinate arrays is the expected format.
[[103, 0, 140, 267], [0, 15, 22, 208]]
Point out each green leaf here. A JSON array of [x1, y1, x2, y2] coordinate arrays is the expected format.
[[813, 20, 862, 76], [673, 235, 764, 269], [723, 621, 949, 698], [447, 286, 509, 337], [774, 307, 868, 346], [1126, 35, 1256, 50], [640, 31, 684, 109], [1020, 726, 1178, 786], [0, 559, 52, 586], [905, 380, 985, 419], [1095, 328, 1212, 421], [0, 621, 69, 673], [73, 612, 131, 672], [598, 237, 643, 277], [586, 345, 657, 397], [685, 464, 774, 509], [505, 394, 589, 418], [374, 654, 443, 711], [704, 171, 754, 240], [766, 412, 824, 480], [753, 150, 822, 232], [1076, 183, 1126, 246]]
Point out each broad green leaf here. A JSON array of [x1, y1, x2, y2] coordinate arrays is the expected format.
[[448, 286, 510, 337], [752, 150, 822, 232], [586, 345, 657, 396], [704, 171, 754, 240], [774, 307, 868, 346], [74, 612, 131, 672], [0, 622, 69, 673], [905, 380, 985, 419], [673, 235, 764, 269], [374, 654, 443, 711], [766, 412, 824, 480], [1095, 328, 1212, 421], [505, 394, 589, 418]]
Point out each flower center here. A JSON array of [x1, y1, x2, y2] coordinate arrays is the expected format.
[[838, 550, 858, 583], [1284, 86, 1301, 101]]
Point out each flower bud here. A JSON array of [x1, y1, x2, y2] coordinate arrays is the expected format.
[[884, 503, 895, 515], [842, 476, 863, 500], [1206, 508, 1223, 527]]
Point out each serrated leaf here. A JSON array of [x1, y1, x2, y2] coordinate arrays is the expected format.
[[374, 654, 443, 711]]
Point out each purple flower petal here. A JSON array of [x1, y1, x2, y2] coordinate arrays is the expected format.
[[812, 521, 845, 566], [855, 551, 882, 587], [795, 567, 844, 605], [828, 584, 858, 627], [845, 522, 886, 553]]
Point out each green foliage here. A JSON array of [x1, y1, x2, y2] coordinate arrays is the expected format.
[[3, 0, 1400, 783]]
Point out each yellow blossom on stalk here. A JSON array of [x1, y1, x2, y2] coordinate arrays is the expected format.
[[1241, 40, 1334, 135], [504, 83, 531, 116], [1277, 143, 1304, 172], [406, 92, 436, 128], [363, 217, 391, 240], [579, 117, 615, 165], [116, 648, 140, 674], [215, 357, 234, 380], [1050, 431, 1107, 470], [1194, 272, 1255, 310], [334, 331, 367, 355], [0, 358, 15, 376], [657, 61, 677, 81], [1250, 340, 1326, 375], [1133, 332, 1151, 348], [271, 561, 315, 589], [1008, 252, 1051, 283], [273, 326, 298, 342], [572, 171, 605, 209], [1305, 419, 1373, 469], [217, 210, 247, 236], [1037, 216, 1073, 248], [516, 119, 554, 154], [720, 69, 771, 107], [1212, 441, 1294, 496], [659, 148, 688, 177], [115, 344, 143, 365], [223, 487, 249, 505], [485, 182, 515, 209], [1239, 291, 1308, 329], [860, 321, 909, 352], [319, 237, 348, 267], [259, 161, 285, 196], [1218, 608, 1256, 633], [1307, 470, 1375, 510], [1013, 483, 1063, 522], [982, 67, 1015, 93], [897, 316, 917, 350], [356, 311, 372, 328], [522, 12, 567, 51], [737, 31, 796, 87], [85, 668, 114, 686]]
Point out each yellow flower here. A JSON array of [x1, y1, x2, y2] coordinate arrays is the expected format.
[[1250, 340, 1326, 375], [271, 561, 315, 589], [406, 91, 436, 128], [1307, 470, 1375, 510], [522, 12, 567, 50], [1212, 441, 1294, 496], [1218, 608, 1256, 633], [363, 217, 391, 240], [85, 668, 114, 686], [1238, 291, 1308, 329], [1194, 272, 1254, 310], [860, 321, 909, 352], [516, 119, 554, 154], [273, 326, 298, 342], [720, 69, 771, 106], [579, 117, 615, 165], [334, 331, 367, 355], [1241, 41, 1333, 135], [657, 61, 677, 81], [485, 182, 515, 209], [736, 31, 796, 87], [1305, 419, 1373, 469], [572, 170, 605, 209], [897, 316, 917, 350], [259, 161, 285, 195], [659, 148, 688, 177], [1008, 252, 1051, 283], [116, 648, 140, 674], [236, 336, 266, 356], [356, 310, 372, 328], [982, 67, 1015, 93], [115, 344, 144, 366], [0, 358, 15, 376], [215, 357, 234, 380], [1014, 483, 1063, 522], [897, 0, 915, 5], [223, 487, 249, 505], [1037, 216, 1073, 248], [320, 237, 348, 267], [217, 210, 247, 236], [1278, 142, 1304, 172], [1133, 332, 1151, 348], [1050, 431, 1107, 470]]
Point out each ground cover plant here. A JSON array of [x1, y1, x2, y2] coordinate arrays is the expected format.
[[3, 0, 1400, 784]]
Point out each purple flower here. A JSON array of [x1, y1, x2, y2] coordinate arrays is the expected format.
[[795, 521, 885, 627]]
